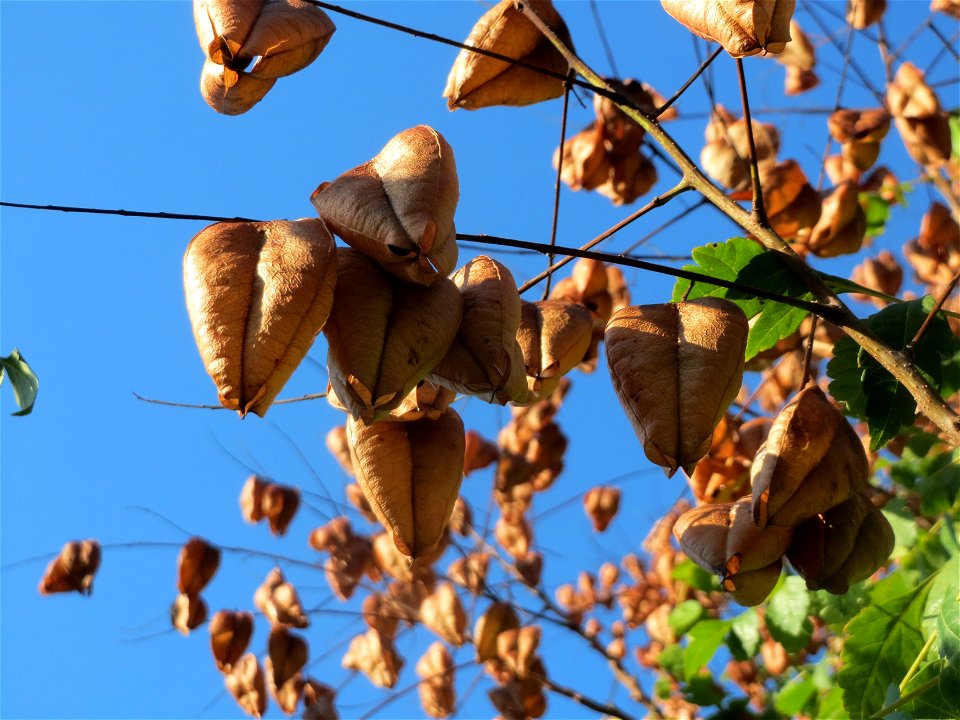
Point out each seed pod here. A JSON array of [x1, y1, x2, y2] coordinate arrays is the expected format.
[[265, 627, 308, 715], [827, 108, 891, 172], [324, 249, 462, 423], [225, 653, 267, 718], [762, 160, 822, 241], [171, 592, 208, 635], [348, 409, 465, 558], [448, 552, 489, 594], [416, 642, 456, 719], [254, 567, 309, 629], [516, 552, 543, 587], [806, 181, 867, 258], [183, 219, 337, 417], [326, 426, 354, 477], [261, 484, 300, 536], [517, 300, 593, 401], [701, 105, 780, 191], [850, 251, 903, 308], [420, 582, 467, 646], [429, 256, 529, 404], [660, 0, 795, 57], [787, 492, 895, 594], [210, 610, 255, 672], [605, 298, 748, 477], [475, 601, 521, 662], [240, 475, 268, 523], [463, 430, 500, 476], [495, 516, 533, 560], [311, 126, 458, 285], [583, 487, 621, 532], [342, 629, 404, 689], [302, 680, 338, 720], [751, 386, 869, 529], [777, 20, 818, 95], [887, 62, 952, 168], [39, 539, 101, 596], [488, 660, 548, 718], [497, 626, 541, 678], [444, 0, 573, 110], [846, 0, 885, 28]]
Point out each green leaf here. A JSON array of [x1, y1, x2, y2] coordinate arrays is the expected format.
[[657, 644, 686, 680], [766, 576, 813, 653], [0, 349, 38, 416], [684, 619, 730, 681], [654, 676, 673, 700], [938, 587, 960, 669], [672, 558, 717, 592], [839, 578, 933, 718], [950, 109, 960, 166], [914, 450, 960, 516], [728, 608, 761, 660], [775, 672, 817, 716], [669, 599, 706, 636], [902, 659, 960, 719], [684, 671, 726, 707], [811, 582, 870, 627], [926, 556, 960, 638], [882, 498, 919, 560], [816, 684, 849, 720], [671, 237, 814, 359], [819, 271, 902, 304], [860, 191, 892, 239]]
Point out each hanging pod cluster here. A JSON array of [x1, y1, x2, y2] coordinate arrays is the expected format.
[[674, 386, 894, 604]]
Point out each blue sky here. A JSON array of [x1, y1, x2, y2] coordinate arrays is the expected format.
[[0, 1, 947, 718]]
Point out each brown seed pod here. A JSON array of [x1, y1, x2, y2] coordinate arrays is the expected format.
[[497, 626, 542, 678], [171, 593, 208, 635], [517, 300, 593, 401], [311, 126, 459, 285], [605, 298, 748, 477], [751, 386, 869, 529], [342, 629, 404, 689], [177, 537, 220, 596], [846, 0, 886, 28], [701, 105, 780, 191], [309, 519, 374, 601], [762, 160, 822, 241], [850, 250, 903, 307], [887, 62, 952, 168], [348, 409, 465, 558], [302, 680, 338, 720], [463, 430, 500, 476], [254, 567, 309, 629], [39, 539, 101, 596], [443, 0, 573, 110], [416, 642, 456, 719], [420, 582, 467, 647], [827, 108, 891, 172], [225, 653, 267, 719], [324, 248, 463, 423], [209, 610, 255, 673], [495, 515, 533, 560], [777, 21, 819, 95], [932, 0, 960, 17], [183, 219, 337, 417], [661, 0, 795, 57], [265, 627, 308, 715], [261, 483, 300, 536], [194, 0, 335, 115], [448, 552, 489, 594], [429, 256, 529, 404], [516, 552, 544, 588], [448, 496, 473, 537], [475, 601, 521, 662], [806, 181, 867, 258], [583, 487, 621, 532], [787, 491, 895, 594]]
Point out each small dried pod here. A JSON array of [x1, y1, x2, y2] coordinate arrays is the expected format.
[[39, 539, 101, 596], [594, 79, 662, 153], [517, 300, 594, 400], [555, 123, 611, 193], [448, 552, 489, 594], [387, 381, 457, 422], [583, 486, 621, 532], [488, 661, 549, 719], [761, 636, 790, 675], [311, 126, 459, 285], [751, 386, 869, 529], [787, 491, 895, 594], [324, 249, 463, 423], [701, 105, 780, 191], [171, 592, 208, 635], [762, 160, 822, 241], [326, 426, 354, 477], [342, 629, 404, 689], [475, 601, 521, 662], [429, 256, 529, 404], [361, 594, 400, 640], [348, 408, 465, 558], [183, 219, 337, 416], [444, 0, 573, 110], [597, 151, 659, 206], [209, 610, 255, 673], [846, 0, 886, 28], [345, 484, 377, 523], [266, 627, 308, 715], [516, 552, 543, 587], [605, 298, 748, 476], [254, 567, 309, 629], [417, 642, 456, 719], [448, 496, 473, 537], [777, 21, 819, 95], [420, 582, 467, 646], [497, 626, 541, 678], [805, 181, 867, 258], [240, 474, 268, 523], [931, 0, 960, 17], [261, 483, 300, 536], [324, 538, 375, 601], [463, 430, 500, 476], [887, 62, 953, 168], [199, 60, 276, 116], [827, 108, 891, 172], [495, 515, 533, 560], [225, 653, 268, 719], [661, 0, 795, 57], [850, 250, 903, 307], [302, 680, 338, 720]]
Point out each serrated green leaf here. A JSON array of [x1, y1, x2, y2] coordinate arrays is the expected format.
[[839, 578, 933, 719], [882, 498, 919, 560], [817, 684, 849, 719], [669, 599, 706, 636], [812, 582, 870, 627], [915, 450, 960, 515], [685, 671, 726, 707], [728, 608, 761, 659], [0, 349, 38, 416], [938, 588, 960, 669], [819, 271, 903, 304], [767, 576, 813, 653], [902, 659, 960, 719], [775, 672, 817, 716], [926, 557, 960, 639], [684, 619, 730, 681]]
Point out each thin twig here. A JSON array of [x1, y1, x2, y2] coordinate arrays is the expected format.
[[927, 21, 960, 63], [735, 58, 768, 226], [132, 391, 327, 410], [816, 16, 855, 191], [621, 198, 707, 254], [905, 272, 960, 354], [0, 201, 251, 223], [657, 46, 723, 118], [589, 0, 619, 77], [869, 673, 942, 719], [543, 73, 574, 300], [805, 3, 885, 105], [890, 17, 931, 62], [801, 314, 818, 387], [541, 675, 636, 720]]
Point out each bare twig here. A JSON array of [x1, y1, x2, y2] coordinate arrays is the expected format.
[[132, 391, 327, 409], [543, 73, 574, 300], [801, 314, 818, 387], [735, 58, 768, 226], [927, 21, 960, 63], [905, 272, 960, 354], [621, 198, 708, 254], [657, 46, 723, 118], [589, 0, 619, 77], [541, 675, 636, 720]]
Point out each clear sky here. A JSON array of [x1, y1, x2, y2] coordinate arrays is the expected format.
[[0, 1, 945, 718]]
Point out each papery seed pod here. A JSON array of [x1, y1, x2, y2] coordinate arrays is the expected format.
[[345, 484, 377, 523], [302, 680, 338, 720], [429, 256, 529, 404], [417, 642, 456, 719], [887, 63, 952, 168], [420, 583, 467, 646], [777, 21, 818, 95], [389, 578, 436, 626], [517, 300, 593, 401], [361, 594, 399, 640], [348, 408, 465, 558], [495, 516, 533, 560], [371, 531, 415, 583], [342, 629, 404, 689], [701, 105, 780, 191], [597, 152, 659, 206], [762, 160, 822, 240], [210, 610, 255, 672], [555, 123, 610, 192], [497, 626, 541, 678], [200, 60, 277, 116], [324, 249, 463, 423], [846, 0, 886, 28], [661, 0, 795, 57], [171, 592, 208, 635], [326, 426, 354, 477], [240, 475, 268, 523], [254, 567, 309, 628], [225, 653, 268, 719], [488, 662, 549, 719], [311, 126, 459, 285], [827, 108, 891, 172], [309, 516, 353, 553], [752, 386, 869, 529], [448, 552, 489, 594], [931, 0, 960, 17], [605, 298, 748, 476], [850, 250, 903, 307], [261, 483, 300, 536], [183, 220, 337, 417], [475, 601, 521, 662], [39, 539, 101, 596], [444, 0, 573, 110], [583, 486, 621, 532], [323, 537, 375, 601], [266, 627, 308, 715], [787, 492, 895, 594], [464, 430, 500, 476], [599, 562, 620, 590], [516, 552, 543, 588], [760, 636, 789, 675], [594, 79, 661, 153], [448, 496, 473, 536]]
